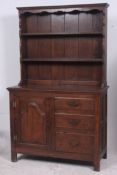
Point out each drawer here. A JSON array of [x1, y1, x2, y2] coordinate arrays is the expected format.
[[56, 132, 94, 154], [55, 97, 95, 115], [55, 114, 95, 132]]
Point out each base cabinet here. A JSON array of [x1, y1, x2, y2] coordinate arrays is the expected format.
[[9, 89, 107, 171]]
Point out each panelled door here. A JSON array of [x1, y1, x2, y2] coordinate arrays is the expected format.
[[13, 92, 51, 150]]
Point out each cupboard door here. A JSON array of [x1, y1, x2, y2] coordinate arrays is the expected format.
[[16, 93, 50, 149]]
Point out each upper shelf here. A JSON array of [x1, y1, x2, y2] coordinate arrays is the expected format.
[[21, 58, 103, 63], [21, 32, 103, 37]]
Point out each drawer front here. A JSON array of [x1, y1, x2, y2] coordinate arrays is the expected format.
[[56, 132, 94, 154], [55, 114, 95, 132], [55, 97, 95, 115]]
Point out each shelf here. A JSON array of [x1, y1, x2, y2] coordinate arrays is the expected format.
[[21, 58, 103, 63], [21, 32, 103, 37]]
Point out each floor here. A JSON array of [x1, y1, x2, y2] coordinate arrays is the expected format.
[[0, 131, 117, 175]]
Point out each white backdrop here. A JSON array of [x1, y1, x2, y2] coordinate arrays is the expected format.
[[0, 0, 116, 153]]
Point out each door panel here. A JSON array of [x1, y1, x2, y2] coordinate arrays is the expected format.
[[20, 101, 46, 144], [17, 93, 49, 148]]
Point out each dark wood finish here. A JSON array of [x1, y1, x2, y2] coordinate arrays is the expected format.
[[16, 94, 49, 147], [55, 132, 94, 154], [21, 32, 103, 36], [21, 58, 103, 62], [55, 114, 95, 133], [8, 3, 109, 171], [54, 96, 95, 115]]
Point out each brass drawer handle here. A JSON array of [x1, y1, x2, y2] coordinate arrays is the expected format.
[[67, 101, 79, 107], [68, 119, 81, 127], [69, 139, 80, 148]]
